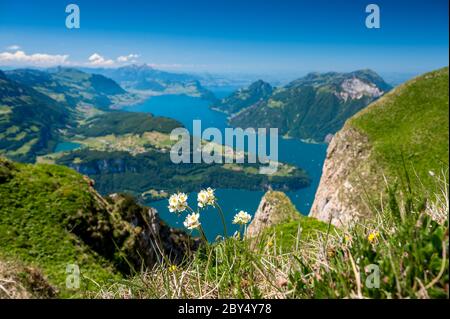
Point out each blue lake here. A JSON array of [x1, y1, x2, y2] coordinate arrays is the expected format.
[[125, 94, 327, 240], [54, 142, 82, 153]]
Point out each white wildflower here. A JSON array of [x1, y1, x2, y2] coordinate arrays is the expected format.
[[197, 187, 216, 208], [168, 194, 178, 212], [183, 213, 201, 230], [168, 192, 188, 213], [232, 210, 252, 225]]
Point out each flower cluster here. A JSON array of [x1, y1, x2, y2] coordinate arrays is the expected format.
[[167, 189, 252, 239], [183, 212, 201, 230], [197, 188, 216, 208], [232, 210, 252, 225], [168, 192, 188, 213]]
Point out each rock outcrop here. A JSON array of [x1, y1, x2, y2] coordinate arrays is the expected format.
[[246, 191, 300, 237], [309, 126, 381, 227], [68, 177, 200, 273]]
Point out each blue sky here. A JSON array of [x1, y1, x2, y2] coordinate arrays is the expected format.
[[0, 0, 448, 75]]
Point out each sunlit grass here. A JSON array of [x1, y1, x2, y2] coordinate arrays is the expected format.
[[91, 170, 448, 299]]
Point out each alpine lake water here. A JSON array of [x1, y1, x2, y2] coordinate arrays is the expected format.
[[124, 93, 327, 240], [54, 141, 82, 153]]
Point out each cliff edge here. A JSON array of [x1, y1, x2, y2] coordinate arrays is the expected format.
[[310, 67, 449, 227]]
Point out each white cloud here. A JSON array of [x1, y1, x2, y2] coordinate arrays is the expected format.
[[0, 49, 196, 71], [117, 53, 139, 63], [87, 53, 141, 67], [6, 45, 21, 51], [87, 53, 115, 67], [0, 50, 69, 67]]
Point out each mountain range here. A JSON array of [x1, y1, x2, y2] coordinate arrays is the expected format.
[[5, 67, 133, 114], [0, 67, 141, 162], [83, 64, 217, 101], [0, 70, 70, 162], [215, 69, 392, 143]]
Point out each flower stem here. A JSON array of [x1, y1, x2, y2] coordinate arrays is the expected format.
[[186, 205, 196, 214], [215, 203, 228, 238], [198, 225, 208, 244]]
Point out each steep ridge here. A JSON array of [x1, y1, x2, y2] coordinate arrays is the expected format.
[[310, 67, 449, 226], [0, 157, 199, 294]]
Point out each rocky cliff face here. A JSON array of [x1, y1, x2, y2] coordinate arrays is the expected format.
[[339, 78, 383, 101], [309, 126, 381, 227], [246, 191, 300, 237]]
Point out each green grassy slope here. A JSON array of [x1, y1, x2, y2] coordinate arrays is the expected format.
[[0, 157, 198, 296], [263, 217, 331, 252], [251, 191, 330, 251], [350, 67, 449, 193], [244, 191, 329, 252], [0, 158, 119, 294]]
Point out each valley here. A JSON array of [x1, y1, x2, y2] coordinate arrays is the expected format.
[[0, 65, 350, 240], [0, 64, 448, 297], [0, 67, 312, 211], [0, 0, 448, 301], [0, 65, 401, 240]]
